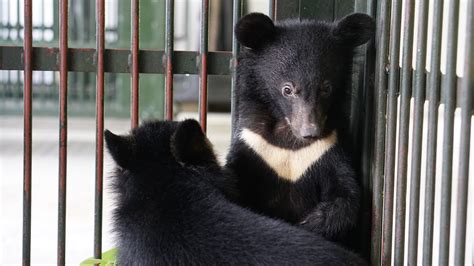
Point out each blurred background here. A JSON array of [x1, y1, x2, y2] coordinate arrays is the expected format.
[[0, 0, 269, 264]]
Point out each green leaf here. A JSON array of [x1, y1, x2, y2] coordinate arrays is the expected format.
[[80, 248, 118, 266]]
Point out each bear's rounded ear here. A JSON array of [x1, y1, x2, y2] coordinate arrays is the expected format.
[[235, 13, 276, 50], [171, 119, 217, 166], [332, 13, 375, 47], [105, 130, 133, 169]]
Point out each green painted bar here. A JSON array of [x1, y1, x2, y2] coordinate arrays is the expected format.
[[0, 46, 232, 75], [300, 0, 335, 21], [335, 0, 356, 19], [275, 0, 300, 20]]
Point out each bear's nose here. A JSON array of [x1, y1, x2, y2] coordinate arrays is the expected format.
[[299, 124, 320, 139]]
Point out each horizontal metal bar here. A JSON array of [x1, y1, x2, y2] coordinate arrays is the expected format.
[[0, 46, 232, 75]]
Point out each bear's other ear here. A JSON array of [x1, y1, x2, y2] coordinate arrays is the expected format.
[[332, 13, 375, 47], [171, 119, 217, 166], [105, 130, 133, 169], [235, 13, 276, 50]]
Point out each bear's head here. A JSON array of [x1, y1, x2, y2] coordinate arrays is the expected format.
[[236, 13, 374, 141], [105, 119, 217, 185]]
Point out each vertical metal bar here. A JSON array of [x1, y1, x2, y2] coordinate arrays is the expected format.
[[371, 0, 391, 264], [58, 0, 69, 264], [269, 0, 276, 20], [438, 0, 459, 263], [131, 0, 139, 128], [22, 0, 33, 265], [393, 0, 415, 264], [422, 0, 443, 264], [164, 0, 174, 121], [381, 0, 403, 264], [454, 0, 473, 264], [199, 0, 209, 132], [94, 0, 105, 260], [358, 0, 376, 256], [231, 0, 242, 138], [407, 0, 429, 264]]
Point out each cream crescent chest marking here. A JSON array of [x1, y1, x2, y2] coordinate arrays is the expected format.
[[239, 128, 337, 182]]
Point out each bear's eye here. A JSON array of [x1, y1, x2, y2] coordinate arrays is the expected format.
[[281, 84, 294, 97], [320, 81, 332, 96]]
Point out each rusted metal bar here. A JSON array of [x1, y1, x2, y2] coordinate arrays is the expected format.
[[394, 0, 415, 264], [231, 0, 242, 138], [381, 0, 403, 264], [131, 0, 140, 128], [370, 0, 391, 264], [199, 0, 209, 132], [94, 0, 105, 260], [58, 0, 69, 264], [164, 0, 174, 121], [0, 46, 232, 75], [439, 0, 459, 263], [407, 0, 429, 264], [454, 0, 473, 264], [422, 0, 444, 264], [22, 0, 33, 265]]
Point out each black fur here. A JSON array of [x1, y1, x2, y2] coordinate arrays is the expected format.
[[105, 119, 366, 265], [226, 13, 374, 241]]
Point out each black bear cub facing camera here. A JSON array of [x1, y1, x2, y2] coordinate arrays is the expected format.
[[226, 13, 375, 242], [105, 119, 366, 265]]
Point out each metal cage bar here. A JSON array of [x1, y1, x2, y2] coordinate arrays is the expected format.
[[407, 0, 429, 264], [269, 0, 276, 20], [438, 0, 460, 263], [198, 0, 209, 132], [131, 0, 140, 128], [57, 0, 69, 264], [381, 0, 403, 264], [22, 0, 33, 264], [453, 0, 473, 264], [94, 0, 105, 260], [371, 0, 391, 264], [164, 0, 174, 121], [231, 0, 242, 137], [0, 47, 232, 75], [394, 0, 415, 264], [422, 0, 444, 263]]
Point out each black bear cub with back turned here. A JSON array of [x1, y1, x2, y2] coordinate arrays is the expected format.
[[105, 119, 366, 265], [226, 13, 375, 241]]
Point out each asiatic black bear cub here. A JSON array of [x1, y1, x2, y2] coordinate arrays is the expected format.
[[226, 13, 375, 241], [105, 119, 366, 265]]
